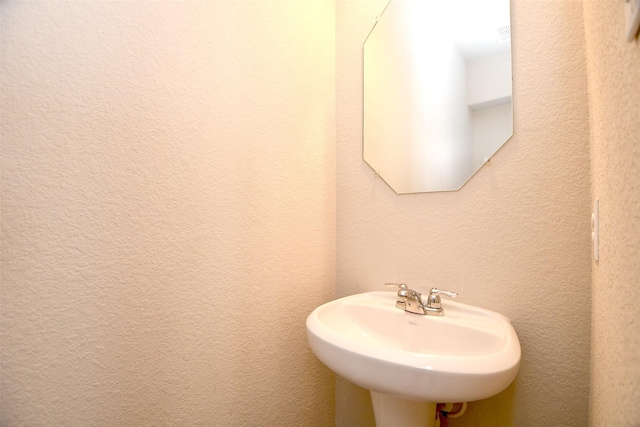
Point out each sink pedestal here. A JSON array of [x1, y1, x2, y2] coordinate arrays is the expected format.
[[370, 392, 436, 427]]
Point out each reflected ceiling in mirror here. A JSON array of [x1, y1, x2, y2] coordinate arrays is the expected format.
[[363, 0, 513, 194]]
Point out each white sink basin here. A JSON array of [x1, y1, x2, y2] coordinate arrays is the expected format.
[[306, 291, 520, 404]]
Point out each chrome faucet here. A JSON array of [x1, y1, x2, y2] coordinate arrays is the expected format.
[[385, 283, 458, 316]]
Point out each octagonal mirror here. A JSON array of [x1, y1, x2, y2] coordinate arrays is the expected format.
[[363, 0, 513, 194]]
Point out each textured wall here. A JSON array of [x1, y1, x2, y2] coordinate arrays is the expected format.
[[583, 2, 640, 426], [1, 1, 335, 425], [336, 0, 591, 425]]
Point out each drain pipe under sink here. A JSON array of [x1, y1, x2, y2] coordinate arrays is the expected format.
[[435, 402, 468, 426]]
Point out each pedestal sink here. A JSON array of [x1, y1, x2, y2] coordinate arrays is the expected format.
[[306, 291, 521, 427]]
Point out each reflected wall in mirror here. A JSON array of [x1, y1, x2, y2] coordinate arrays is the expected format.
[[363, 0, 513, 193]]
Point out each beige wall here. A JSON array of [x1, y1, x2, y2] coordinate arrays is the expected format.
[[336, 0, 591, 425], [583, 2, 640, 426], [1, 1, 336, 425]]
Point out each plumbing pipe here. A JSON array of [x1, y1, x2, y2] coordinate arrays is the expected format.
[[443, 402, 468, 419]]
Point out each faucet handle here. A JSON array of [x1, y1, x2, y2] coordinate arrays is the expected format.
[[426, 288, 457, 310], [429, 288, 458, 298], [385, 283, 411, 310]]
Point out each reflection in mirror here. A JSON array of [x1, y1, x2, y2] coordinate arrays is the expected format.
[[363, 0, 512, 193]]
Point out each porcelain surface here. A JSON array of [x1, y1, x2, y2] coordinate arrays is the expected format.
[[306, 291, 521, 402]]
